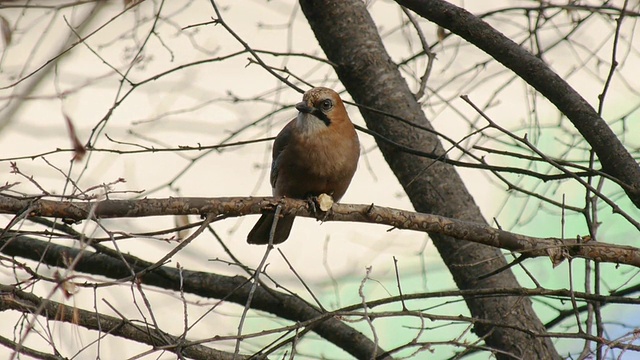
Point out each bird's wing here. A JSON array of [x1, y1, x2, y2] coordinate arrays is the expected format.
[[270, 119, 295, 189]]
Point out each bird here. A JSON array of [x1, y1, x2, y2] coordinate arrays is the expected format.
[[247, 87, 360, 245]]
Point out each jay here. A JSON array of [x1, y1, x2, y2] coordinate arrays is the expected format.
[[247, 87, 360, 245]]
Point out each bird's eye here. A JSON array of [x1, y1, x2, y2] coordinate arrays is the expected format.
[[320, 99, 333, 111]]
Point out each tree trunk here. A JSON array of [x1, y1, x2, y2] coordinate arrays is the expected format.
[[299, 0, 560, 358], [396, 0, 640, 208]]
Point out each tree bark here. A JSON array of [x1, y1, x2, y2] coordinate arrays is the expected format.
[[0, 232, 391, 360], [396, 0, 640, 209], [299, 0, 560, 358], [2, 195, 638, 268]]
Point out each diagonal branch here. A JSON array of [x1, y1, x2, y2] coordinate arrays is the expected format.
[[297, 0, 558, 357], [395, 0, 640, 208], [0, 283, 246, 360], [0, 230, 391, 360]]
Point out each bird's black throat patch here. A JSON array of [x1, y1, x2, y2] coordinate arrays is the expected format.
[[311, 109, 331, 126]]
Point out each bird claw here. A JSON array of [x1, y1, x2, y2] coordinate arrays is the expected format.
[[320, 210, 331, 223], [247, 87, 359, 245], [305, 195, 319, 218]]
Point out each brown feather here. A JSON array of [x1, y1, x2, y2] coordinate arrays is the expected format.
[[247, 87, 360, 245]]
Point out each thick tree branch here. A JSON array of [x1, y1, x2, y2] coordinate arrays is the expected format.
[[301, 0, 556, 356], [0, 284, 246, 360], [1, 195, 637, 268], [0, 228, 390, 360], [396, 0, 640, 208], [4, 231, 639, 358]]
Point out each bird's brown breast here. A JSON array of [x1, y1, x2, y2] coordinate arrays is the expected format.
[[273, 122, 359, 201]]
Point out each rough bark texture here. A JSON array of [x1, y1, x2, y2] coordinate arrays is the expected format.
[[397, 0, 640, 208], [0, 233, 391, 360], [299, 0, 560, 358], [0, 283, 244, 360], [2, 195, 638, 268]]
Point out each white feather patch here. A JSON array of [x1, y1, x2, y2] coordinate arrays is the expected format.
[[296, 112, 327, 135]]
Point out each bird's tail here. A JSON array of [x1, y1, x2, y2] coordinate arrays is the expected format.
[[247, 213, 295, 245]]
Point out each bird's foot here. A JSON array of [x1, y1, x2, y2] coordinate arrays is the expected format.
[[305, 195, 319, 218]]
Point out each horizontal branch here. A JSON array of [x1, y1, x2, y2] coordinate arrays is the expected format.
[[1, 195, 638, 268], [0, 284, 245, 360]]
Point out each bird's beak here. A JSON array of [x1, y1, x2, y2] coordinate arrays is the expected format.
[[295, 101, 313, 114]]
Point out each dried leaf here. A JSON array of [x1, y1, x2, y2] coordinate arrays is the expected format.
[[580, 235, 592, 242], [0, 16, 11, 47], [436, 26, 446, 42], [64, 115, 86, 162], [61, 280, 78, 299], [546, 243, 568, 268], [53, 269, 78, 299]]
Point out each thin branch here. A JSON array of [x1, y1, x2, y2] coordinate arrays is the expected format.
[[208, 0, 304, 93], [0, 231, 391, 360], [0, 284, 247, 360], [396, 0, 640, 208]]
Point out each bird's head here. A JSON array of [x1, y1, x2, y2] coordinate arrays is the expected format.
[[295, 87, 350, 133]]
